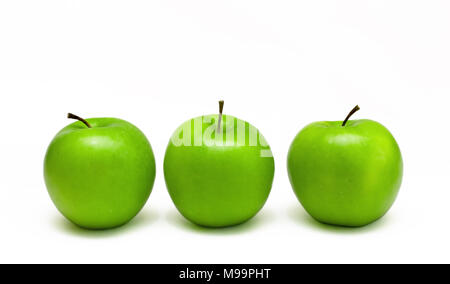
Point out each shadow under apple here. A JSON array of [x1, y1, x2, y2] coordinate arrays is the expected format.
[[166, 209, 275, 235], [52, 208, 159, 238], [287, 204, 391, 234]]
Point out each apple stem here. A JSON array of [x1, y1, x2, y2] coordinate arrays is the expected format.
[[68, 113, 92, 128], [342, 105, 360, 127], [217, 100, 224, 132]]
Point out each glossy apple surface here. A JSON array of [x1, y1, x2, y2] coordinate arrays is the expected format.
[[287, 115, 403, 227], [164, 113, 274, 227], [44, 117, 156, 229]]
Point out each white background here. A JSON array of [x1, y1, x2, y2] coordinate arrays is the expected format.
[[0, 1, 449, 264]]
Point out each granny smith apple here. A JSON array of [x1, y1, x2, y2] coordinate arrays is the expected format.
[[164, 101, 275, 227], [44, 113, 156, 229], [287, 106, 403, 227]]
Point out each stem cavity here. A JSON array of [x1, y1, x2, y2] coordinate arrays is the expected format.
[[342, 105, 360, 127], [217, 100, 224, 132], [68, 113, 92, 128]]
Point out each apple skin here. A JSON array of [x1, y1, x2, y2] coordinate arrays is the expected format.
[[287, 119, 403, 227], [44, 117, 156, 229], [164, 114, 274, 227]]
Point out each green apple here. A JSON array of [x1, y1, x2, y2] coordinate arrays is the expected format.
[[44, 113, 156, 229], [287, 106, 403, 227], [164, 101, 275, 227]]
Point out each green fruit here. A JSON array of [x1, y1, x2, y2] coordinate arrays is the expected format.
[[164, 101, 275, 227], [44, 114, 156, 229], [287, 106, 403, 227]]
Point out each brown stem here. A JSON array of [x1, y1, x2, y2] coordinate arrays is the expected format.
[[342, 105, 360, 126], [217, 100, 224, 132], [68, 113, 92, 128]]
